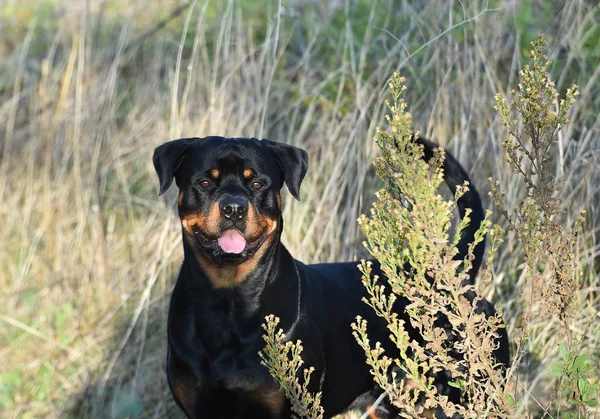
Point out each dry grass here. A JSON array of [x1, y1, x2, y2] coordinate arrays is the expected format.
[[0, 0, 599, 417]]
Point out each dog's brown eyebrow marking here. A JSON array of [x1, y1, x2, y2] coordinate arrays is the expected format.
[[210, 169, 220, 179], [243, 169, 253, 179]]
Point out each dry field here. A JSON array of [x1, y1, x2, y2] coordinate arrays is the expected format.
[[1, 0, 599, 417]]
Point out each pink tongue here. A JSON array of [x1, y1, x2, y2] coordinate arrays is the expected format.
[[218, 230, 247, 254]]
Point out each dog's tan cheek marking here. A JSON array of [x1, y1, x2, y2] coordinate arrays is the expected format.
[[180, 203, 221, 268], [205, 201, 221, 233], [181, 203, 221, 235], [181, 214, 206, 237], [245, 205, 259, 238], [181, 215, 207, 266], [262, 216, 277, 235], [181, 215, 200, 236], [246, 205, 277, 239], [243, 169, 253, 179], [256, 212, 278, 237], [276, 195, 281, 209], [178, 191, 184, 206], [210, 169, 219, 180]]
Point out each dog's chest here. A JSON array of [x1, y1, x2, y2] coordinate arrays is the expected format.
[[194, 298, 266, 377]]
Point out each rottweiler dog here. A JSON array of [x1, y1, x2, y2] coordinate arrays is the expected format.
[[153, 136, 509, 418]]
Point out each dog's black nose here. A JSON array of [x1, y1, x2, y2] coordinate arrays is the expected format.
[[220, 196, 248, 220]]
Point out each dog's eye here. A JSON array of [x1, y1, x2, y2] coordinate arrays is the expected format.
[[251, 181, 263, 190], [199, 180, 211, 188]]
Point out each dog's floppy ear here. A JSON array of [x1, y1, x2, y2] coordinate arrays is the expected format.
[[153, 138, 197, 195], [262, 139, 308, 200]]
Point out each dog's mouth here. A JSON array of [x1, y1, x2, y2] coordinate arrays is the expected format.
[[192, 228, 266, 264]]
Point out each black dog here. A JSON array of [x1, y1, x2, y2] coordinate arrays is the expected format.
[[153, 136, 509, 418]]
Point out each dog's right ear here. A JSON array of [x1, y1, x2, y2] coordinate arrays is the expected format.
[[153, 138, 197, 195]]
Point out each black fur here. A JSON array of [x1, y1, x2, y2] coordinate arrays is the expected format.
[[153, 136, 509, 418]]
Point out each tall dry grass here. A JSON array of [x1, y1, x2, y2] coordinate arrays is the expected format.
[[0, 0, 599, 417]]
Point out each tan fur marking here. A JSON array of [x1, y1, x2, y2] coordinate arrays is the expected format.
[[178, 191, 184, 206], [243, 168, 253, 179], [210, 169, 220, 179], [181, 202, 221, 237], [246, 205, 277, 238], [249, 386, 286, 415], [366, 405, 380, 419], [276, 195, 281, 208], [181, 202, 278, 288], [172, 380, 194, 415], [193, 232, 275, 288]]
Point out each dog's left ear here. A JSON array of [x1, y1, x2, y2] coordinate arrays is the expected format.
[[262, 140, 308, 200], [153, 138, 198, 195]]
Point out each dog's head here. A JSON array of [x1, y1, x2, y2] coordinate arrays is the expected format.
[[153, 136, 307, 286]]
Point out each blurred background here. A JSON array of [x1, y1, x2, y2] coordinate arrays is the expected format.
[[0, 0, 598, 417]]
